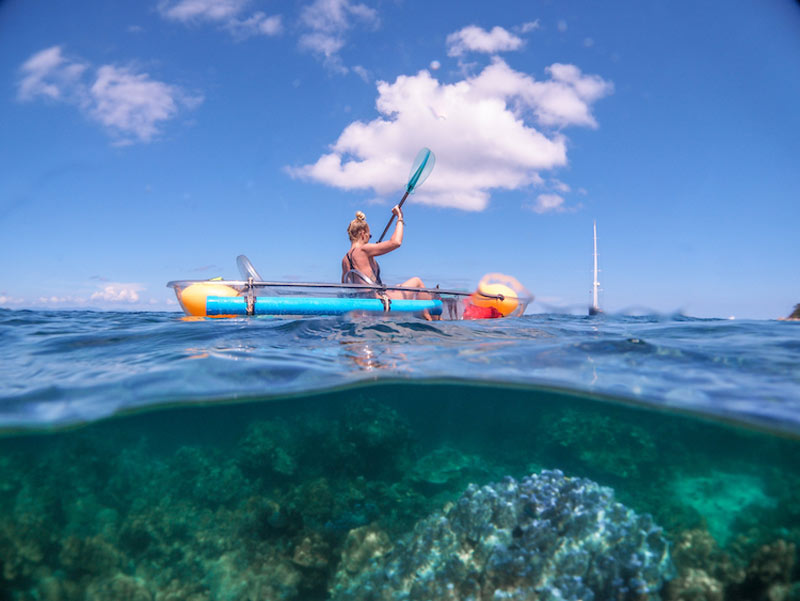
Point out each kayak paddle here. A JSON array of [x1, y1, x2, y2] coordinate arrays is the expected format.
[[377, 147, 436, 242]]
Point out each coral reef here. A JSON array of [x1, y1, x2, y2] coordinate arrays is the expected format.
[[728, 540, 797, 601], [664, 530, 800, 601], [330, 470, 672, 601], [0, 392, 799, 601], [664, 529, 741, 601]]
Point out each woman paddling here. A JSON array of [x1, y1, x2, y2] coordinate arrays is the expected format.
[[341, 207, 433, 317]]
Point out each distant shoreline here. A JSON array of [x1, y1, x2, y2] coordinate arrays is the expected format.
[[779, 304, 800, 321]]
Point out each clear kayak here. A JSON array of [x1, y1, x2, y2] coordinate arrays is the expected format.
[[167, 258, 531, 320]]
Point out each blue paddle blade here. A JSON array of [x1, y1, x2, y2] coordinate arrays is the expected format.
[[406, 147, 435, 193]]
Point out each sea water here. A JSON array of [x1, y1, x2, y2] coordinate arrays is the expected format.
[[0, 309, 798, 600]]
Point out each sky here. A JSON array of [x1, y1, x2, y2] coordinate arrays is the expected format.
[[0, 0, 798, 319]]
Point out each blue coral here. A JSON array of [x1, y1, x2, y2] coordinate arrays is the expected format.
[[331, 470, 673, 601]]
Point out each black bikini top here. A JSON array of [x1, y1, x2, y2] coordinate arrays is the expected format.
[[345, 250, 383, 285]]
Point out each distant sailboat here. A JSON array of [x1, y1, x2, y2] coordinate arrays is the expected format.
[[589, 220, 602, 316]]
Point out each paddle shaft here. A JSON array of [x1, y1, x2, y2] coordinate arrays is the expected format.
[[376, 189, 409, 243]]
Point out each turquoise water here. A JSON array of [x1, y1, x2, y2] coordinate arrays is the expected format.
[[0, 309, 799, 600]]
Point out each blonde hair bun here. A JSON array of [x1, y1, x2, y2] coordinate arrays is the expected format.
[[347, 211, 369, 241]]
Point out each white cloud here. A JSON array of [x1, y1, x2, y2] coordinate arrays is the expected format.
[[90, 65, 201, 143], [299, 0, 379, 73], [1, 285, 161, 308], [530, 193, 566, 213], [36, 295, 87, 305], [520, 20, 541, 33], [17, 46, 202, 144], [300, 0, 377, 32], [159, 0, 248, 21], [352, 65, 369, 83], [550, 179, 571, 193], [17, 46, 87, 102], [289, 59, 612, 211], [90, 283, 145, 303], [158, 0, 282, 38], [226, 12, 283, 37], [0, 295, 25, 305], [446, 25, 524, 57]]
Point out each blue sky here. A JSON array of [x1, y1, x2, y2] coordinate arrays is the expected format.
[[1, 0, 798, 318]]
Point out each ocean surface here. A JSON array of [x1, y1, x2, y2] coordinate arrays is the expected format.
[[1, 308, 799, 600]]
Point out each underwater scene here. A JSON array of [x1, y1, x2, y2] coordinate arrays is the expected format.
[[1, 310, 799, 600]]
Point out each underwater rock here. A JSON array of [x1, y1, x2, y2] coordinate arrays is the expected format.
[[670, 529, 743, 585], [409, 445, 487, 488], [170, 446, 251, 508], [664, 567, 724, 601], [289, 478, 335, 528], [58, 534, 120, 578], [301, 399, 417, 481], [341, 400, 415, 477], [292, 531, 330, 569], [203, 548, 303, 601], [237, 419, 300, 479], [336, 525, 393, 576], [330, 469, 672, 601], [727, 540, 797, 601], [85, 574, 152, 601], [0, 510, 56, 584], [666, 530, 800, 601]]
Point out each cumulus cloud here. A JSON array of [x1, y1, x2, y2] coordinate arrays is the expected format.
[[1, 284, 156, 307], [37, 295, 85, 305], [299, 0, 379, 73], [90, 65, 202, 143], [158, 0, 282, 38], [17, 46, 87, 102], [159, 0, 247, 21], [446, 25, 524, 57], [17, 46, 202, 144], [0, 294, 25, 306], [289, 59, 612, 211], [530, 193, 566, 214], [226, 12, 282, 37], [90, 283, 145, 303]]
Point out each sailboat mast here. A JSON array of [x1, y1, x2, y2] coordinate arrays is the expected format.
[[592, 220, 600, 310]]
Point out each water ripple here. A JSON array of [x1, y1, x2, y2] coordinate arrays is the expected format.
[[0, 309, 798, 434]]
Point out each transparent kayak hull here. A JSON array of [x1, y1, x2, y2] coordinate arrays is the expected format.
[[166, 278, 529, 320]]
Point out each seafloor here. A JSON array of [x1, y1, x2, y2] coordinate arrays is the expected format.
[[1, 382, 798, 600]]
